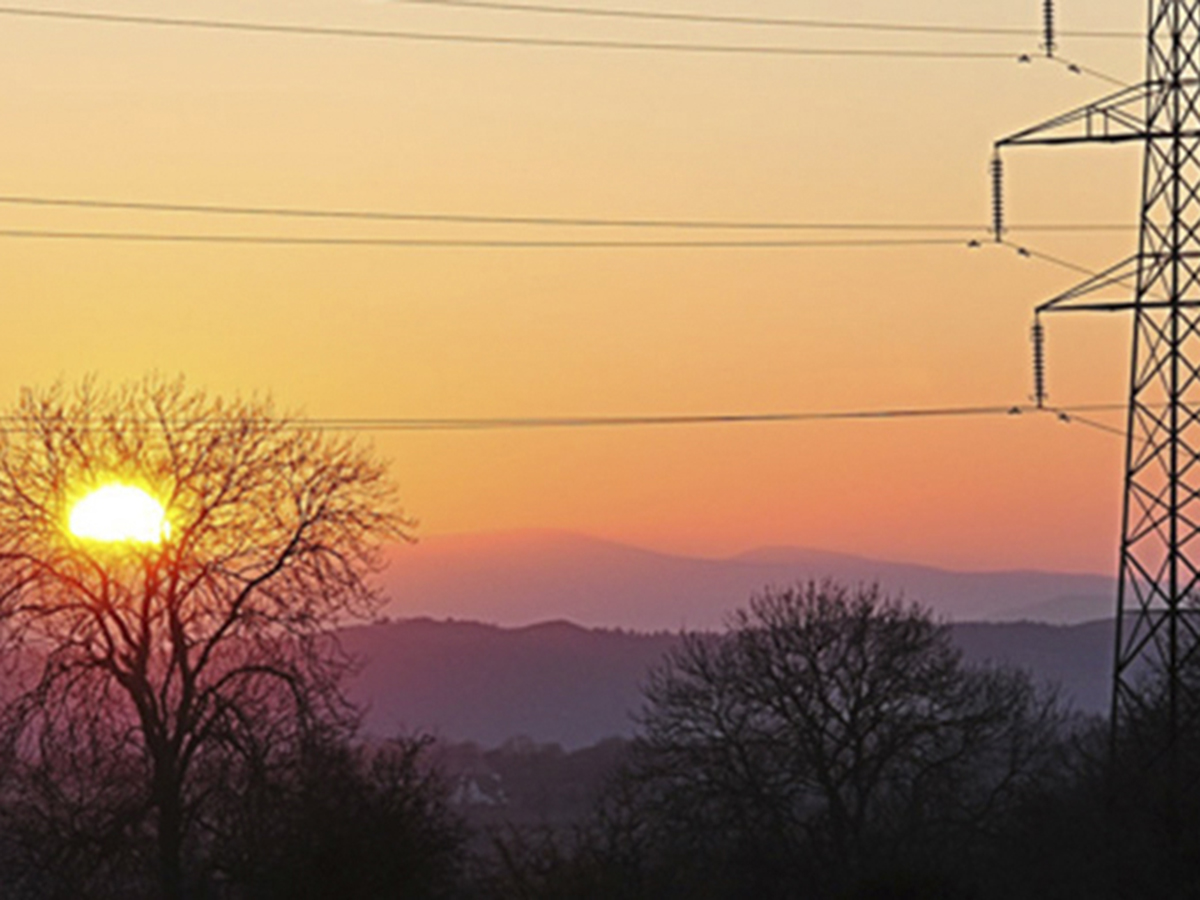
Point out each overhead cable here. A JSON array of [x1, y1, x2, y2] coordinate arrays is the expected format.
[[1055, 412, 1127, 438], [291, 403, 1126, 431], [1048, 54, 1131, 87], [0, 229, 973, 248], [0, 195, 1135, 234], [401, 0, 1141, 40], [0, 6, 1022, 58], [0, 403, 1127, 433], [1005, 242, 1102, 277]]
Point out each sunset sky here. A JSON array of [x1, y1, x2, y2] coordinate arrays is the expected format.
[[1, 0, 1151, 574]]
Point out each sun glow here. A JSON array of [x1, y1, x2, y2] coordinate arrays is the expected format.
[[68, 484, 170, 544]]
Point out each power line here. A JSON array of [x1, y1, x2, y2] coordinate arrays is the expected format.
[[1008, 224, 1133, 233], [0, 195, 993, 231], [0, 403, 1126, 433], [0, 6, 1022, 59], [295, 403, 1126, 431], [1053, 411, 1127, 439], [0, 228, 976, 248], [1049, 54, 1131, 88], [401, 0, 1142, 40], [0, 195, 1135, 234], [1003, 241, 1106, 278]]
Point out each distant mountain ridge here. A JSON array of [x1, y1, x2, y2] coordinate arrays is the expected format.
[[341, 617, 678, 748], [342, 617, 1115, 749], [376, 530, 1116, 631]]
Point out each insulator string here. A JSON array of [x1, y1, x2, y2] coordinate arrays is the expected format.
[[991, 153, 1005, 242], [1042, 0, 1057, 57], [1032, 317, 1048, 409]]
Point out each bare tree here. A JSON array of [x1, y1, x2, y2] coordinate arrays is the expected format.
[[627, 582, 1065, 897], [0, 378, 408, 899]]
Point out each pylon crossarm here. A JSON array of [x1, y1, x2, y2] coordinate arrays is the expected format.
[[1035, 255, 1142, 313], [997, 82, 1161, 148], [1044, 301, 1200, 311]]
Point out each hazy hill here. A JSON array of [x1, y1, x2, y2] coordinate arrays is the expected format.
[[952, 619, 1114, 713], [342, 617, 1116, 748], [376, 530, 1115, 631], [341, 618, 677, 748]]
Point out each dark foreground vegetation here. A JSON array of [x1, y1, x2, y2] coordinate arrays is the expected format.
[[2, 581, 1199, 899], [0, 381, 1195, 898]]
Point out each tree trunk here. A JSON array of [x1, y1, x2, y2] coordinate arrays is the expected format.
[[156, 768, 185, 900]]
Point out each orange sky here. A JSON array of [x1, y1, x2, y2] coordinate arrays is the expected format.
[[0, 0, 1149, 574]]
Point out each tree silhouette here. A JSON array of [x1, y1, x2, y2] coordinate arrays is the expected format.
[[0, 378, 408, 899], [625, 582, 1065, 898]]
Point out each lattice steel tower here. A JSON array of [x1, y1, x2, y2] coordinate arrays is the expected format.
[[997, 0, 1200, 758]]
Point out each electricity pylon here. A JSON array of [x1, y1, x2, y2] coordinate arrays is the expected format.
[[996, 0, 1200, 761]]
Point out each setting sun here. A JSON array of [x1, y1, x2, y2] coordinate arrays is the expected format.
[[68, 484, 170, 544]]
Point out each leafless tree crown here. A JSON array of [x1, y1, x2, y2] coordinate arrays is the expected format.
[[0, 377, 410, 899]]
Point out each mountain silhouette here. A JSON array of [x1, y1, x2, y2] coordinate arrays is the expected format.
[[376, 530, 1116, 630]]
